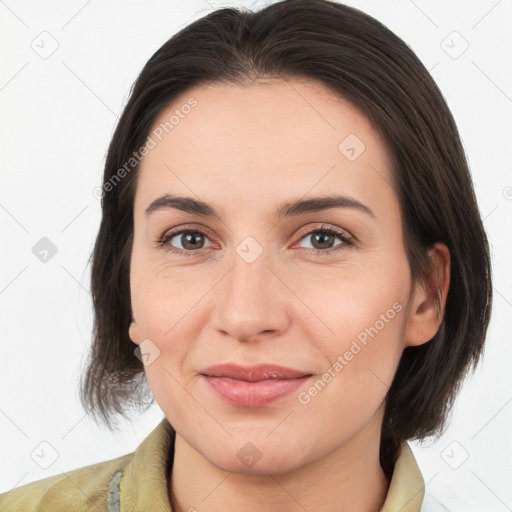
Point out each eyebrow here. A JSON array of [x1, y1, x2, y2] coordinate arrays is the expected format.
[[145, 193, 375, 220]]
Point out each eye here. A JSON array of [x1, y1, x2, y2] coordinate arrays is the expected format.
[[156, 223, 354, 257], [294, 224, 354, 255], [156, 226, 214, 256]]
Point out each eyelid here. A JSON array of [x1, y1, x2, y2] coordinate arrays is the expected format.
[[159, 223, 217, 242], [156, 223, 217, 252], [294, 223, 354, 244]]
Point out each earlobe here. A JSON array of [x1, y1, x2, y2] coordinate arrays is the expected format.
[[404, 243, 451, 348], [129, 320, 141, 345]]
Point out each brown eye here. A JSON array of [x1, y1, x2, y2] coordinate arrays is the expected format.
[[296, 225, 354, 255], [309, 231, 337, 250], [158, 228, 213, 256], [175, 232, 206, 250]]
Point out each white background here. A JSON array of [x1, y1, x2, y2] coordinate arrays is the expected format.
[[0, 0, 511, 510]]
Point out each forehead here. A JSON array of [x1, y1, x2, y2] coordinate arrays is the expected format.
[[135, 78, 395, 220]]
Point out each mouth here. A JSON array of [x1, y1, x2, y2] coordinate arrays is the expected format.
[[200, 363, 312, 381], [199, 363, 313, 407]]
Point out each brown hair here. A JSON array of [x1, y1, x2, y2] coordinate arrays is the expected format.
[[79, 0, 492, 478]]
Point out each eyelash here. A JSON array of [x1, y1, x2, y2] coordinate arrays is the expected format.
[[156, 224, 354, 257]]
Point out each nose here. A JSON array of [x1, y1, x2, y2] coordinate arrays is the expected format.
[[210, 246, 291, 343]]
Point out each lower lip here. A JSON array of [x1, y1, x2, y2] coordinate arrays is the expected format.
[[201, 375, 312, 407]]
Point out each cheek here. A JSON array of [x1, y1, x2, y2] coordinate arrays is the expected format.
[[129, 264, 196, 402], [301, 259, 408, 349], [130, 256, 202, 337], [295, 291, 406, 445], [298, 260, 408, 402]]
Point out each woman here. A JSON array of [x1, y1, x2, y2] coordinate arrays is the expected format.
[[0, 0, 492, 510]]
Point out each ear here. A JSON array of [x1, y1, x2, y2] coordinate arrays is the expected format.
[[405, 242, 450, 347], [129, 319, 141, 345]]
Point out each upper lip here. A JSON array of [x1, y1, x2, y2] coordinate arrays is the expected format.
[[200, 363, 312, 382]]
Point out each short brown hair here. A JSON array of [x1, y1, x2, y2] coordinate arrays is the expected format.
[[80, 0, 492, 477]]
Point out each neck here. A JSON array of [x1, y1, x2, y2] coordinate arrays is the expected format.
[[168, 411, 390, 512]]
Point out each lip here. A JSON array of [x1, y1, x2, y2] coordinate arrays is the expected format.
[[200, 363, 311, 381], [200, 363, 313, 407]]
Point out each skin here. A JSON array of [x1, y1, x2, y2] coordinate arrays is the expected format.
[[128, 78, 450, 512]]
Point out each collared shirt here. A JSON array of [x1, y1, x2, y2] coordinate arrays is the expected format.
[[0, 416, 441, 511]]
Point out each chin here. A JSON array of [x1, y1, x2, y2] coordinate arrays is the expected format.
[[213, 449, 303, 476], [198, 431, 309, 476]]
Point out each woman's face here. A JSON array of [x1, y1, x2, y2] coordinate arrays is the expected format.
[[129, 78, 440, 473]]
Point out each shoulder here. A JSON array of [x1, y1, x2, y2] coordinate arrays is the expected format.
[[0, 451, 133, 512]]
